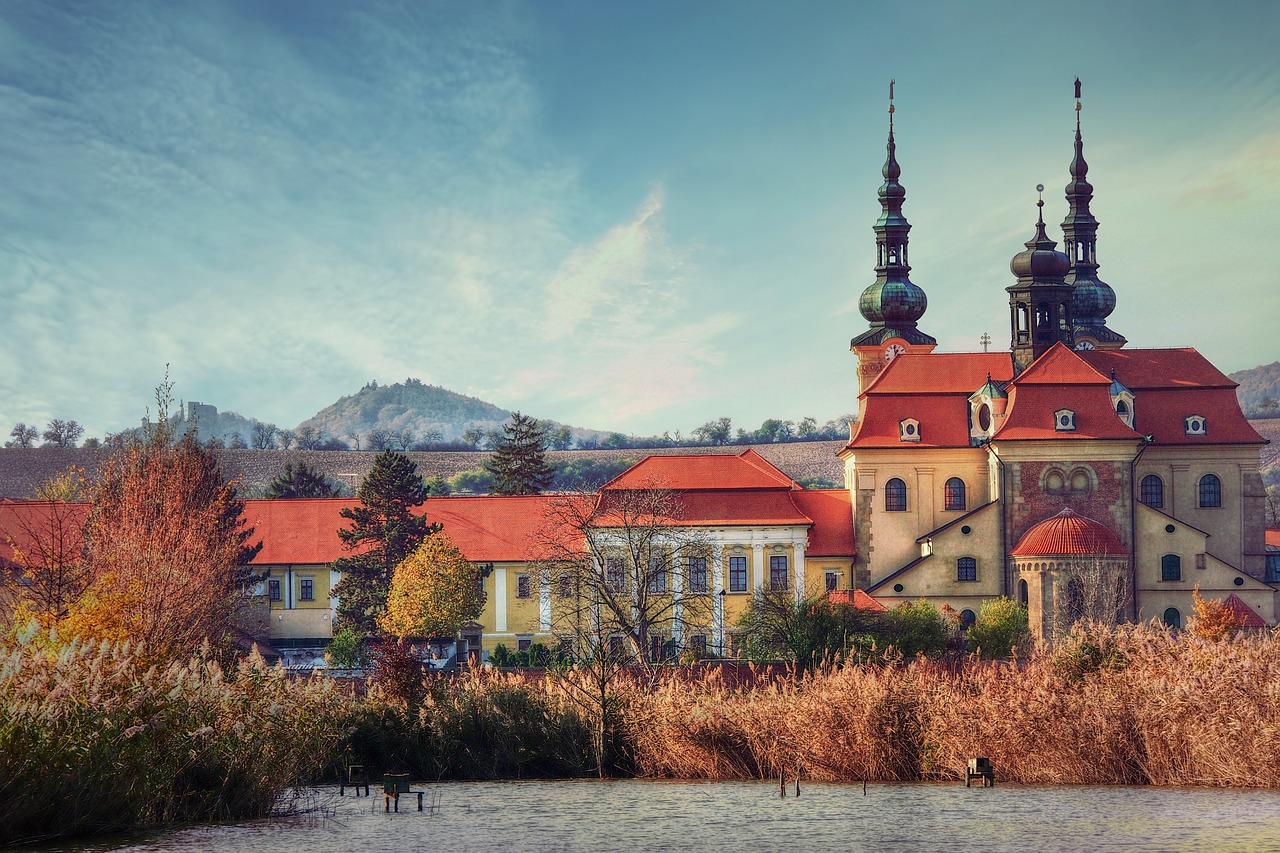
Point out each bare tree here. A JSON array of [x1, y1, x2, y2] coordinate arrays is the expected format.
[[250, 421, 278, 450], [530, 480, 715, 776], [6, 423, 38, 448], [276, 428, 296, 450], [1052, 556, 1131, 641], [366, 428, 392, 452], [41, 419, 84, 448], [295, 425, 323, 450], [393, 429, 414, 452], [534, 481, 716, 666]]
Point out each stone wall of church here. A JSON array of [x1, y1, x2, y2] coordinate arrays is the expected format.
[[1006, 458, 1132, 551]]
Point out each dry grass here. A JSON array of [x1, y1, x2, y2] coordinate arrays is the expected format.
[[626, 624, 1280, 788]]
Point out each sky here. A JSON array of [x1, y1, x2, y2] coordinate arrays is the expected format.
[[2, 0, 1279, 442]]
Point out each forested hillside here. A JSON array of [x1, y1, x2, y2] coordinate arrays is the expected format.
[[1232, 361, 1280, 418]]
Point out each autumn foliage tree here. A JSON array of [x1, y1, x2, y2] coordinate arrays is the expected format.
[[1188, 587, 1248, 641], [61, 379, 261, 658], [378, 532, 485, 640], [331, 451, 438, 635]]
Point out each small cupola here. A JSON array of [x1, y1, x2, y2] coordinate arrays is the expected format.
[[968, 373, 1008, 443], [1108, 369, 1135, 428]]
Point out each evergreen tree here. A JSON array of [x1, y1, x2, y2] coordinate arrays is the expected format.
[[484, 412, 555, 495], [264, 461, 342, 499], [331, 451, 438, 635]]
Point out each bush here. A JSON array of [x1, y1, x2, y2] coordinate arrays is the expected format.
[[881, 601, 951, 658], [326, 627, 366, 668], [0, 624, 346, 845], [966, 597, 1030, 658]]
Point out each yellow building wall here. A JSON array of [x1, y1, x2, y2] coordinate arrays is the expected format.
[[845, 447, 992, 586]]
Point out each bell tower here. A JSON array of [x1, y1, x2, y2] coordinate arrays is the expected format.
[[850, 81, 936, 392], [1007, 187, 1074, 368], [1062, 79, 1125, 351]]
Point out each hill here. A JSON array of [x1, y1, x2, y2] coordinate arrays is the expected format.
[[294, 379, 606, 447], [1231, 361, 1280, 419]]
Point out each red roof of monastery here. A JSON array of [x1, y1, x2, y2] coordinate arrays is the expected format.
[[603, 449, 795, 491], [1266, 529, 1280, 549], [0, 500, 89, 566], [1010, 508, 1128, 557], [847, 344, 1263, 449], [1220, 593, 1269, 629], [791, 489, 856, 556], [862, 351, 1015, 395]]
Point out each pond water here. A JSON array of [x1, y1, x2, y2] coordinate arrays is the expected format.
[[61, 779, 1280, 853]]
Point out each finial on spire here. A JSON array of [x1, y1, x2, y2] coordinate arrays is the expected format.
[[1036, 183, 1045, 220], [889, 78, 895, 129], [1074, 77, 1082, 128]]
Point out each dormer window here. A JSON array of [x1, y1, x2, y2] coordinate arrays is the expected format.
[[899, 418, 921, 443], [1109, 372, 1135, 429], [1184, 415, 1206, 436], [1055, 409, 1076, 432]]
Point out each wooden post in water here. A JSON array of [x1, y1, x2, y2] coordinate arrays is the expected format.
[[779, 767, 786, 797]]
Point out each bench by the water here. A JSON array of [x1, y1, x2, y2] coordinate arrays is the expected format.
[[383, 773, 425, 812], [965, 757, 995, 787]]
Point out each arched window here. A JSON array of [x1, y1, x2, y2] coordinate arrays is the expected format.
[[1198, 474, 1221, 508], [960, 609, 976, 629], [944, 477, 966, 511], [1018, 579, 1029, 606], [1140, 475, 1164, 508], [885, 478, 907, 512], [1162, 607, 1181, 629], [1161, 554, 1181, 582], [957, 557, 977, 582]]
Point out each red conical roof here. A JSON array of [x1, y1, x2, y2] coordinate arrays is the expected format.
[[1011, 507, 1127, 557]]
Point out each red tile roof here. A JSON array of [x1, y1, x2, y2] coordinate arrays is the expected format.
[[828, 589, 887, 611], [1011, 508, 1127, 557], [863, 351, 1016, 395], [0, 500, 89, 566], [790, 489, 856, 556], [1013, 343, 1112, 386], [242, 496, 563, 565], [848, 394, 977, 448], [603, 449, 795, 491], [994, 383, 1140, 440], [1266, 529, 1280, 549], [1079, 348, 1237, 390], [1220, 593, 1269, 629]]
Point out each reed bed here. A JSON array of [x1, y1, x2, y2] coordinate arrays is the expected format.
[[626, 624, 1280, 788], [0, 624, 348, 845]]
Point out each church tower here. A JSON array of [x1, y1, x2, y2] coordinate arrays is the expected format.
[[1007, 189, 1074, 368], [851, 82, 936, 392], [1062, 80, 1125, 350]]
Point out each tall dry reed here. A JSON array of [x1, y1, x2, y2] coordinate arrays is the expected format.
[[0, 623, 348, 845], [626, 624, 1280, 788]]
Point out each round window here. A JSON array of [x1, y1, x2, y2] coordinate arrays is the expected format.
[[905, 423, 916, 436], [1046, 471, 1065, 492], [1234, 577, 1244, 587], [893, 583, 904, 593], [1165, 524, 1175, 534], [1071, 471, 1090, 492], [961, 525, 972, 535]]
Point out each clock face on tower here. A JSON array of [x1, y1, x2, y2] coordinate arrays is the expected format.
[[1074, 340, 1096, 351], [884, 343, 906, 362]]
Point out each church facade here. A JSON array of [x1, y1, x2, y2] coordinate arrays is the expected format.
[[842, 84, 1273, 642]]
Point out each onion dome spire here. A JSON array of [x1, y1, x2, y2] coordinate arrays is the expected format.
[[1007, 186, 1074, 367], [1062, 79, 1124, 349], [851, 80, 935, 350]]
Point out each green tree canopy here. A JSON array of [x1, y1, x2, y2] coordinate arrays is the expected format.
[[484, 411, 555, 495], [264, 461, 343, 499], [331, 451, 439, 635]]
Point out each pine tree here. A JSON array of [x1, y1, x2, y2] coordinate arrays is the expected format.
[[331, 451, 439, 635], [264, 461, 342, 499], [484, 412, 555, 495]]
